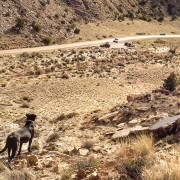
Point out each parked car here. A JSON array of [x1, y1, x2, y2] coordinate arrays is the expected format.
[[100, 42, 110, 48], [128, 43, 135, 47], [124, 42, 129, 46], [113, 38, 119, 43], [160, 32, 166, 35], [124, 42, 135, 47]]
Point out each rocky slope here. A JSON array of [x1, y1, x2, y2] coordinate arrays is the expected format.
[[0, 0, 180, 49]]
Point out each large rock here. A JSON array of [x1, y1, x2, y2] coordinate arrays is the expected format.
[[112, 129, 131, 139], [112, 126, 149, 139]]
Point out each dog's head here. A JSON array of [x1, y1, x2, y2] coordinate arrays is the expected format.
[[26, 114, 37, 121]]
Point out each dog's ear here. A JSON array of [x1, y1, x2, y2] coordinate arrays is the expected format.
[[26, 114, 36, 121], [33, 114, 37, 121]]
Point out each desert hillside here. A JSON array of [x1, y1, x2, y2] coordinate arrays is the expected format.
[[0, 0, 180, 49]]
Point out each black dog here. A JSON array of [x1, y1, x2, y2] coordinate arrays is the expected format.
[[0, 114, 36, 167]]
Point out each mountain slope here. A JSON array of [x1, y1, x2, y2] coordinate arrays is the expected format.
[[0, 0, 180, 49]]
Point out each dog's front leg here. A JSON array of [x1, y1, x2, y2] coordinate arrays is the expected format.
[[28, 139, 32, 152], [18, 142, 23, 155]]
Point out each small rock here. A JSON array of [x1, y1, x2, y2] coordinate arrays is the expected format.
[[27, 155, 38, 166], [105, 131, 115, 135], [34, 163, 43, 171], [136, 106, 150, 112], [87, 171, 100, 180], [79, 148, 89, 156], [52, 165, 60, 174], [93, 146, 101, 153], [128, 119, 138, 126], [117, 123, 125, 128], [77, 169, 86, 179]]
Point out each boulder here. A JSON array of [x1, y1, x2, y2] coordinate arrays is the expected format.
[[112, 129, 131, 139], [112, 126, 149, 139]]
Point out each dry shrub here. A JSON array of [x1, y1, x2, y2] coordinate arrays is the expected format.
[[61, 169, 73, 180], [46, 132, 60, 143], [143, 150, 180, 180], [75, 157, 100, 170], [55, 112, 78, 122], [20, 102, 30, 108], [0, 165, 35, 180], [132, 134, 155, 156], [31, 140, 39, 150], [122, 157, 145, 180], [117, 138, 132, 159], [117, 135, 156, 179], [81, 140, 94, 150]]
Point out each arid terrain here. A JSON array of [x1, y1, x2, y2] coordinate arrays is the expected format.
[[1, 0, 180, 49], [1, 0, 180, 179], [0, 37, 180, 179]]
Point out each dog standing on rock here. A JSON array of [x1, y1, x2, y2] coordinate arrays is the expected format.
[[0, 114, 37, 168]]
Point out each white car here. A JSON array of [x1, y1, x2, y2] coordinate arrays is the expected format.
[[113, 38, 119, 43]]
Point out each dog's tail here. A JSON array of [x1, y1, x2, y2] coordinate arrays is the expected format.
[[0, 137, 10, 154]]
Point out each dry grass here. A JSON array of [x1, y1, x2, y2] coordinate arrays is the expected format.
[[132, 134, 155, 156], [0, 163, 35, 180], [117, 135, 180, 179], [143, 150, 180, 180], [81, 140, 94, 150], [46, 132, 60, 143]]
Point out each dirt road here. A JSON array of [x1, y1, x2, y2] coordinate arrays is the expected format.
[[0, 35, 180, 55]]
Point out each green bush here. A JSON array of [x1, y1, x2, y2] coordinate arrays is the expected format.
[[74, 28, 80, 34], [158, 16, 164, 22], [123, 157, 145, 179], [139, 0, 147, 5], [163, 72, 179, 92], [33, 23, 41, 32], [171, 15, 177, 21], [43, 36, 52, 45], [15, 17, 26, 29]]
